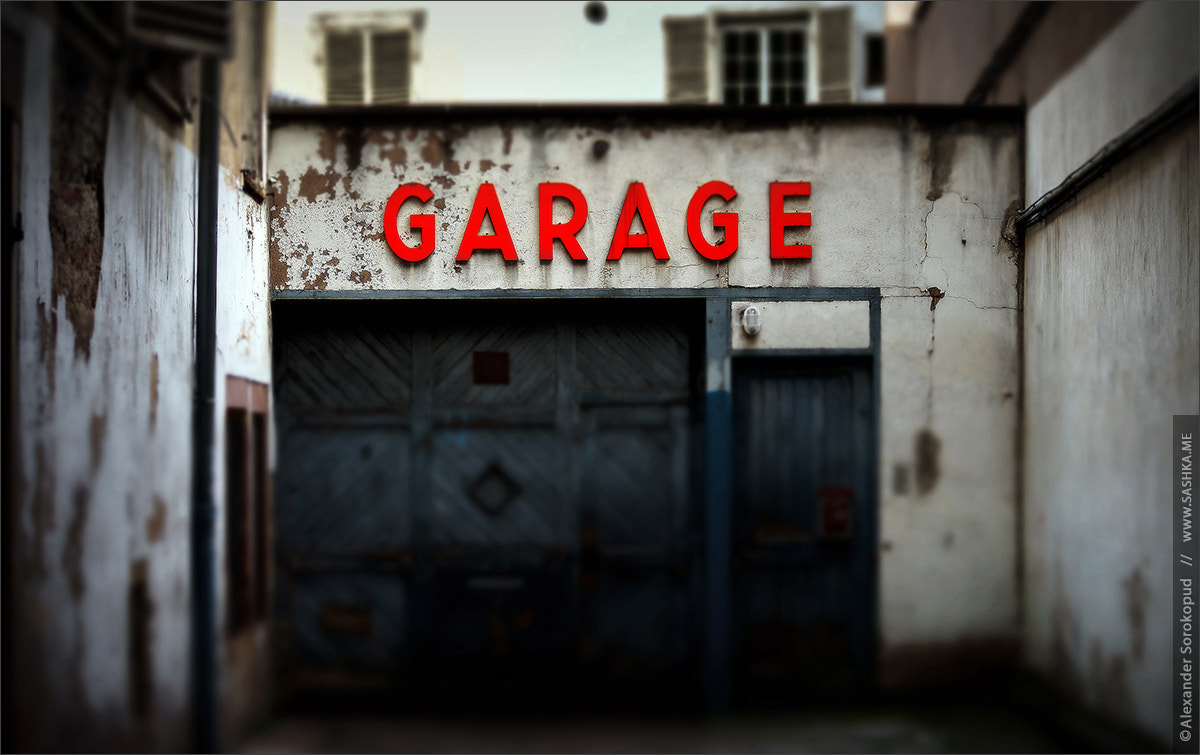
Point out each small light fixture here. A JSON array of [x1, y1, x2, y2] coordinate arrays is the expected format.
[[742, 306, 762, 336]]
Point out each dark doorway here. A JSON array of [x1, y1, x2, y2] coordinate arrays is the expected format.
[[731, 357, 876, 706], [272, 299, 705, 712]]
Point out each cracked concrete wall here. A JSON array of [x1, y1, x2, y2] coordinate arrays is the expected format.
[[1022, 4, 1200, 746], [7, 9, 197, 751], [269, 113, 1024, 683]]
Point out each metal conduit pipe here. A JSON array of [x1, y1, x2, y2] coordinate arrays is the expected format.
[[191, 53, 221, 754]]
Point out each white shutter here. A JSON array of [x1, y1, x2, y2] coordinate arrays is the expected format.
[[817, 6, 853, 103], [663, 16, 709, 104]]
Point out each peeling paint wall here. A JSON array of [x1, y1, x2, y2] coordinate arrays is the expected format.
[[269, 112, 1024, 684], [5, 5, 274, 751], [7, 10, 198, 751], [268, 116, 1020, 295], [1022, 3, 1200, 746]]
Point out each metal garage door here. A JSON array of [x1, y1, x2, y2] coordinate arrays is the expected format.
[[732, 358, 875, 703], [273, 300, 701, 707]]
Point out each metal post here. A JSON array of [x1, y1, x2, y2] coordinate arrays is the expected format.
[[191, 53, 221, 755]]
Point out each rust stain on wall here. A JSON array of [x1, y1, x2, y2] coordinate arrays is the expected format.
[[306, 269, 330, 291], [926, 130, 957, 202], [479, 159, 496, 172], [63, 487, 90, 599], [925, 286, 945, 311], [421, 130, 463, 175], [48, 42, 113, 360], [502, 127, 513, 156], [316, 128, 339, 165], [914, 429, 941, 494], [273, 171, 290, 207], [345, 128, 364, 172], [365, 128, 408, 169], [297, 166, 338, 203], [269, 250, 289, 290], [146, 497, 167, 543], [999, 198, 1023, 259], [1123, 567, 1148, 662], [88, 412, 106, 473]]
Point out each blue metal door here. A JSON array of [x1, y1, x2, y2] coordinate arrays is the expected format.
[[273, 300, 701, 706], [731, 358, 875, 703]]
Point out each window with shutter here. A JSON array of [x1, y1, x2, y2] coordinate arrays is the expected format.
[[326, 31, 364, 104], [371, 31, 412, 104], [663, 17, 708, 104], [817, 6, 853, 103]]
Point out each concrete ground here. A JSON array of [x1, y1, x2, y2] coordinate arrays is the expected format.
[[238, 703, 1087, 754]]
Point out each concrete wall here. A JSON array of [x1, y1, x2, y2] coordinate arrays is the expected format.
[[6, 9, 199, 751], [1022, 3, 1200, 746], [268, 110, 1025, 683]]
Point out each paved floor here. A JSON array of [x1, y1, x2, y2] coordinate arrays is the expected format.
[[238, 703, 1082, 754]]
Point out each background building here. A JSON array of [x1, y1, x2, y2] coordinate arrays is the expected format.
[[269, 1, 886, 105]]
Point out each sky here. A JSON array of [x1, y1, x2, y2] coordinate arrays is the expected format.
[[272, 1, 886, 103]]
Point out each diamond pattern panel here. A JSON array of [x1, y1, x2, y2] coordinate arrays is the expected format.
[[430, 428, 566, 547]]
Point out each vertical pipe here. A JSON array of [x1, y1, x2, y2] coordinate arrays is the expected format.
[[703, 297, 732, 714], [192, 53, 221, 754]]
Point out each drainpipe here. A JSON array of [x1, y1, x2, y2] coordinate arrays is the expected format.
[[191, 53, 221, 754]]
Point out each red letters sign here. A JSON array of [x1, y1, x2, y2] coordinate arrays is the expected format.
[[382, 181, 811, 263]]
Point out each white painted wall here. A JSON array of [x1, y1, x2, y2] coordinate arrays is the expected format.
[[8, 11, 197, 750], [730, 300, 870, 350], [1023, 4, 1200, 744], [269, 113, 1024, 677]]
